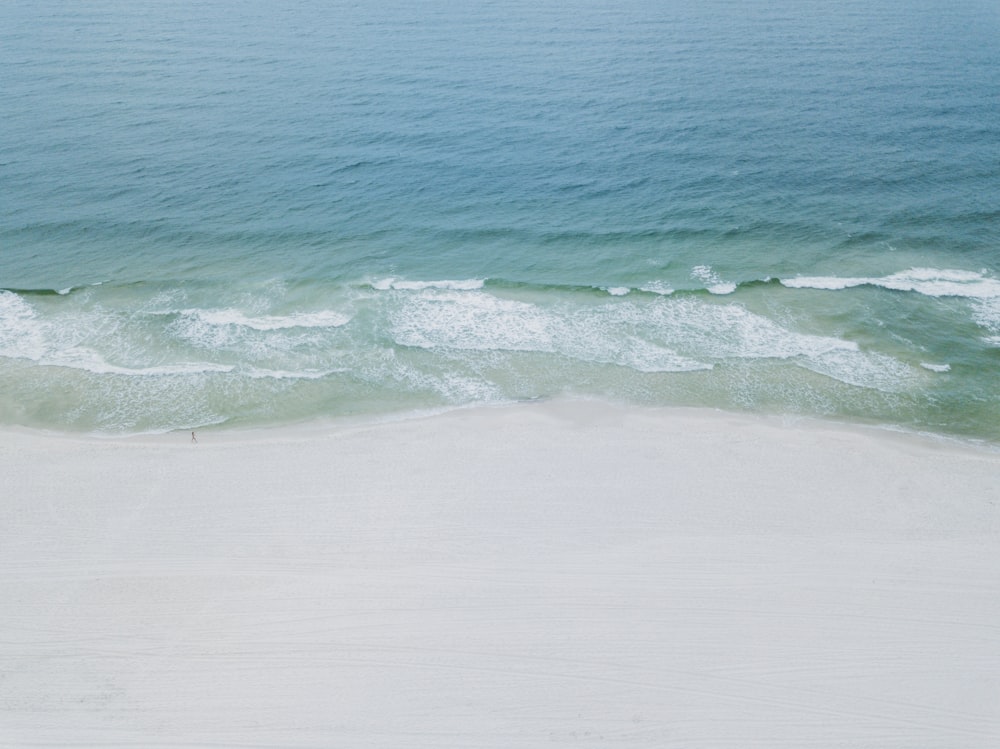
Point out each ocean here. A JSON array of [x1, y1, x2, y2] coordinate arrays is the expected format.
[[2, 0, 999, 439]]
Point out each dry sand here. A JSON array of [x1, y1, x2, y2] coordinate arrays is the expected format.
[[1, 400, 998, 747]]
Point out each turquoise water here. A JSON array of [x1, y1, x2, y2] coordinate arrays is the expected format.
[[2, 0, 999, 438]]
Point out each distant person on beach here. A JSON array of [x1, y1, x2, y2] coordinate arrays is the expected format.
[[191, 431, 197, 443]]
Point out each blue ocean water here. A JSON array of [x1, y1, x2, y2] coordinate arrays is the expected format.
[[2, 0, 999, 438]]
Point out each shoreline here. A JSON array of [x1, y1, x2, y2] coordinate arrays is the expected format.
[[3, 398, 998, 746], [5, 397, 1000, 456]]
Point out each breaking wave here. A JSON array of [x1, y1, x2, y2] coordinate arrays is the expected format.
[[780, 268, 1000, 299]]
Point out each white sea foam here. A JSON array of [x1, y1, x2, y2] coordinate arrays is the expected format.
[[3, 294, 334, 376], [708, 282, 738, 295], [1, 294, 163, 376], [585, 332, 711, 373], [388, 288, 710, 373], [387, 286, 919, 388], [647, 299, 913, 391], [781, 268, 1000, 298], [780, 276, 865, 291], [372, 278, 485, 291], [428, 371, 504, 402], [242, 367, 338, 380], [972, 296, 1000, 341], [45, 350, 234, 377], [167, 307, 352, 357], [638, 281, 675, 296], [691, 265, 737, 295], [381, 354, 505, 403], [642, 298, 857, 361], [605, 287, 630, 296], [801, 349, 915, 393], [390, 290, 554, 352], [187, 308, 352, 330], [563, 306, 711, 372], [920, 362, 951, 372], [0, 291, 47, 361], [639, 298, 918, 391]]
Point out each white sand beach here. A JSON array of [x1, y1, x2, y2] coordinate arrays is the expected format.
[[2, 400, 998, 748]]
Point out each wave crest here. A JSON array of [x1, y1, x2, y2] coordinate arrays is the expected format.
[[370, 278, 485, 292], [781, 268, 1000, 298]]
